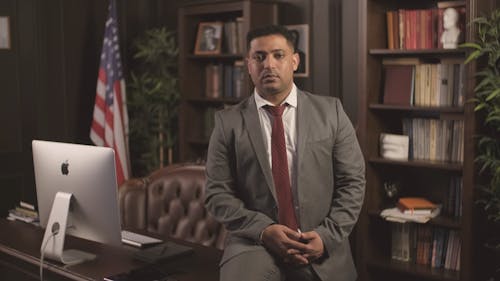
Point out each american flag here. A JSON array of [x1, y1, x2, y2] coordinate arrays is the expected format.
[[90, 0, 130, 186]]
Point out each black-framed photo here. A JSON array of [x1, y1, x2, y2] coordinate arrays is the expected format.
[[285, 24, 309, 77], [0, 16, 11, 50], [194, 22, 223, 55]]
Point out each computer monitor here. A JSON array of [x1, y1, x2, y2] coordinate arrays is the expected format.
[[32, 140, 122, 265]]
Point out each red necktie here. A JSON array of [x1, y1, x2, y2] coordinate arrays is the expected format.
[[265, 105, 298, 230]]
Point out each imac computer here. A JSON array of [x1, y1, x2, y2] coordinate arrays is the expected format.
[[32, 140, 122, 265]]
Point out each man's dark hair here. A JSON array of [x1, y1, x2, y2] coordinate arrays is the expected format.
[[246, 25, 296, 52]]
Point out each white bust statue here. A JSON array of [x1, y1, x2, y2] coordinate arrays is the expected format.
[[441, 7, 461, 49]]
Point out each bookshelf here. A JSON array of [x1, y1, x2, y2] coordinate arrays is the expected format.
[[177, 1, 279, 162], [356, 0, 494, 281]]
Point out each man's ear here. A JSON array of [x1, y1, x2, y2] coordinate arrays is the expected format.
[[246, 57, 251, 73], [292, 52, 300, 71]]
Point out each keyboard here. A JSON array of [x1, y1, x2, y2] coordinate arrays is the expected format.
[[121, 230, 162, 247]]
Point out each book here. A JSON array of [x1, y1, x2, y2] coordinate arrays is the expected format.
[[397, 197, 437, 213], [223, 64, 233, 98], [7, 202, 39, 224], [232, 60, 245, 99], [13, 206, 39, 218], [437, 1, 466, 8], [391, 222, 412, 262], [382, 57, 421, 65], [386, 11, 395, 49], [402, 209, 433, 215], [383, 65, 414, 105], [19, 200, 36, 211]]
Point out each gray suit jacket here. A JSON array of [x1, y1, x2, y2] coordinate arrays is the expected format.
[[205, 90, 365, 281]]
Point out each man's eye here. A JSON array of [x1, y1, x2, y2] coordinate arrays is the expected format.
[[274, 53, 285, 59], [253, 54, 266, 62]]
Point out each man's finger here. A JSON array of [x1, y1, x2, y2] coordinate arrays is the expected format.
[[287, 254, 309, 265]]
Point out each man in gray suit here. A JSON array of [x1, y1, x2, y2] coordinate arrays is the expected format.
[[205, 25, 365, 281]]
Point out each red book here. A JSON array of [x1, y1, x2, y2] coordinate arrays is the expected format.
[[383, 65, 415, 105], [397, 197, 437, 213]]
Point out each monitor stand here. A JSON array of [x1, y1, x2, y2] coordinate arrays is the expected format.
[[41, 191, 96, 265]]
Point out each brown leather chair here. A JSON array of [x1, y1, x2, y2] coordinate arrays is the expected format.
[[119, 164, 226, 250]]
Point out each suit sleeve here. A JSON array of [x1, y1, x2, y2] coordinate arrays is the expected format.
[[204, 111, 275, 243], [314, 99, 366, 255]]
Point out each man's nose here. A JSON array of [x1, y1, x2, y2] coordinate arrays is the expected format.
[[262, 56, 276, 68]]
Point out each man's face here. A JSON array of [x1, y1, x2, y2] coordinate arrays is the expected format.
[[246, 34, 299, 99], [204, 28, 214, 38], [204, 28, 215, 42]]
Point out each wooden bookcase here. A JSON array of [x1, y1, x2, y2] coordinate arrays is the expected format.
[[356, 1, 495, 281], [177, 0, 279, 162]]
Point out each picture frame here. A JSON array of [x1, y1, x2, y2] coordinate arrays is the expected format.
[[285, 24, 309, 77], [0, 16, 11, 50], [194, 22, 223, 55]]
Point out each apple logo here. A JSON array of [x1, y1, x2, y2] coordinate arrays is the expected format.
[[61, 160, 69, 175]]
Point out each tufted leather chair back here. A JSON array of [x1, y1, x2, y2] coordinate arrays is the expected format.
[[119, 164, 227, 250], [119, 177, 148, 230]]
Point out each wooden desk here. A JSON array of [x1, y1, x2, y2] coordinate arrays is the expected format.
[[0, 218, 221, 280]]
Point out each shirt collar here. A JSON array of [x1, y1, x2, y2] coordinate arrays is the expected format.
[[254, 84, 298, 109]]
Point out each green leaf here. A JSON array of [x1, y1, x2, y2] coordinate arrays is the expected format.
[[486, 88, 500, 101], [464, 50, 482, 64], [459, 42, 482, 50], [475, 103, 487, 111]]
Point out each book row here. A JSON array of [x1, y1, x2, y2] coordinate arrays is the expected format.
[[385, 2, 465, 50], [203, 107, 216, 139], [222, 18, 244, 55], [392, 223, 461, 271], [401, 118, 464, 163], [205, 62, 245, 99], [443, 176, 463, 218], [383, 60, 465, 107]]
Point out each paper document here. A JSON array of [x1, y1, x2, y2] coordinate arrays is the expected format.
[[380, 206, 441, 223]]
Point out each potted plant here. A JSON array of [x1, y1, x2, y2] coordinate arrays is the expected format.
[[462, 9, 500, 245], [127, 27, 179, 176]]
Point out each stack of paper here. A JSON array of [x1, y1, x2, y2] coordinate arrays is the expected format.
[[380, 205, 441, 223]]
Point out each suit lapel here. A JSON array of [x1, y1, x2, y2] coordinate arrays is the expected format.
[[297, 90, 312, 173], [241, 98, 277, 201], [295, 91, 314, 227]]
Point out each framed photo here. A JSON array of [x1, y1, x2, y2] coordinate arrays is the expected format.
[[286, 24, 309, 77], [0, 16, 11, 50], [194, 22, 223, 55]]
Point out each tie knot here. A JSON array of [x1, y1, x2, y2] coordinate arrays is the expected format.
[[265, 104, 286, 117]]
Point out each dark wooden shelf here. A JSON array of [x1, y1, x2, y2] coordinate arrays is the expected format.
[[368, 157, 463, 172], [187, 54, 244, 60], [369, 104, 464, 113], [369, 48, 466, 57], [367, 256, 460, 281], [357, 1, 493, 281], [368, 210, 462, 229]]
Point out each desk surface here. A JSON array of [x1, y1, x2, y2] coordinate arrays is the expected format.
[[0, 218, 221, 281]]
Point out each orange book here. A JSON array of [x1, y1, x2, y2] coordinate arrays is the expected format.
[[397, 197, 437, 213], [386, 11, 394, 49]]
